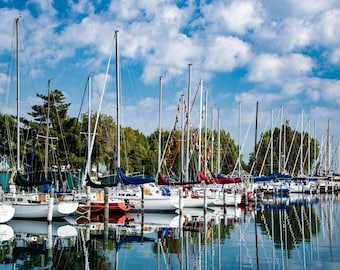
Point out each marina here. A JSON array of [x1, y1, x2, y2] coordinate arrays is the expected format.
[[1, 3, 340, 270], [0, 192, 339, 269]]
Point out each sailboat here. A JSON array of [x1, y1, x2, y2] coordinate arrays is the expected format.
[[80, 31, 181, 212], [76, 31, 136, 214], [2, 18, 78, 219]]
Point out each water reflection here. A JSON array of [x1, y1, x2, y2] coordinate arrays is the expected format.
[[0, 194, 340, 269]]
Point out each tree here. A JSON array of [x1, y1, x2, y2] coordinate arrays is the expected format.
[[249, 122, 319, 176], [25, 89, 83, 172]]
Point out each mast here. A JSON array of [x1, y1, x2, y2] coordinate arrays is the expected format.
[[87, 76, 92, 174], [238, 102, 241, 176], [44, 79, 51, 181], [326, 119, 330, 176], [185, 64, 192, 180], [157, 76, 163, 176], [181, 94, 185, 181], [198, 79, 203, 173], [16, 17, 20, 171], [81, 31, 115, 187], [115, 30, 120, 168], [254, 101, 258, 176], [210, 107, 214, 173], [204, 88, 208, 174], [271, 109, 273, 174], [308, 119, 311, 176], [217, 108, 220, 174], [278, 105, 283, 173], [300, 110, 304, 175]]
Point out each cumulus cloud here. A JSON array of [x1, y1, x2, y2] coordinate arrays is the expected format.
[[202, 0, 265, 35], [1, 0, 340, 147], [203, 36, 250, 71], [247, 53, 314, 85]]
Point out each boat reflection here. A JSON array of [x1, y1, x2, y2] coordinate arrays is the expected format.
[[0, 220, 79, 269], [0, 193, 339, 269]]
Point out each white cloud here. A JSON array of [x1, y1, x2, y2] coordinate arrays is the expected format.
[[285, 0, 338, 17], [328, 49, 340, 65], [247, 53, 313, 85], [314, 9, 340, 46], [321, 79, 340, 105], [203, 36, 250, 71], [203, 0, 264, 35], [2, 0, 340, 157]]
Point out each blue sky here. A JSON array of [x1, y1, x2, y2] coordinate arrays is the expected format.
[[1, 0, 340, 169]]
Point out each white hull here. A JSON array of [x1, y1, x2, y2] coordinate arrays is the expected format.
[[3, 191, 78, 219], [11, 201, 79, 219], [182, 196, 215, 208], [115, 185, 182, 211], [0, 204, 15, 223], [213, 192, 242, 206], [128, 195, 181, 211]]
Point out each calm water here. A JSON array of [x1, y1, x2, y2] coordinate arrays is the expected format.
[[1, 193, 340, 269]]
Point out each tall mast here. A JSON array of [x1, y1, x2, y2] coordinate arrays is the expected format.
[[16, 17, 20, 171], [198, 79, 203, 173], [44, 79, 51, 180], [217, 108, 220, 173], [300, 110, 304, 175], [210, 107, 214, 173], [326, 119, 330, 176], [87, 76, 92, 174], [238, 102, 241, 176], [204, 88, 208, 174], [254, 101, 258, 176], [181, 94, 185, 180], [270, 109, 273, 174], [115, 30, 120, 168], [185, 64, 192, 180], [157, 76, 163, 175], [278, 105, 283, 173]]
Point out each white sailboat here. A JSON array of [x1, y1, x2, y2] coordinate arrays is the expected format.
[[88, 31, 183, 212], [2, 18, 78, 220]]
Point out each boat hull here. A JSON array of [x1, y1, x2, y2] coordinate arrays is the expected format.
[[127, 195, 181, 212], [11, 201, 79, 219], [0, 204, 15, 223]]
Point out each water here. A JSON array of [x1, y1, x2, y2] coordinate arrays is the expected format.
[[0, 193, 340, 269]]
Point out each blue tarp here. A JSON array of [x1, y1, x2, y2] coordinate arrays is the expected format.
[[117, 167, 155, 185]]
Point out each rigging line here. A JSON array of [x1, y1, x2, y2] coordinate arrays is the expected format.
[[167, 82, 201, 176], [159, 98, 182, 175], [77, 78, 89, 121], [4, 21, 17, 166], [18, 17, 41, 99], [231, 105, 256, 176], [248, 112, 273, 176], [51, 91, 70, 165], [82, 31, 115, 186], [2, 20, 16, 113], [259, 108, 282, 175], [284, 117, 301, 174]]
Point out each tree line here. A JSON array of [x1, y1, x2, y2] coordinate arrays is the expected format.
[[0, 89, 320, 178]]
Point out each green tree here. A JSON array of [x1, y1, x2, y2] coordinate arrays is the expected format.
[[26, 89, 83, 172], [249, 121, 319, 176]]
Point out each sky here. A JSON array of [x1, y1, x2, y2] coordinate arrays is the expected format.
[[0, 0, 340, 171]]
